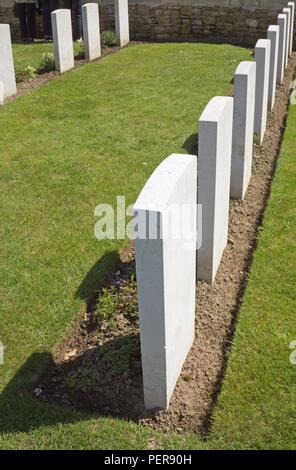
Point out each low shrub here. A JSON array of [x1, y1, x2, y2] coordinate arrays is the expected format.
[[75, 43, 85, 60], [101, 30, 117, 48], [97, 288, 117, 326], [16, 65, 38, 82], [39, 52, 55, 72]]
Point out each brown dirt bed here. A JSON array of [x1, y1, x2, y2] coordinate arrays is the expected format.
[[36, 54, 296, 435]]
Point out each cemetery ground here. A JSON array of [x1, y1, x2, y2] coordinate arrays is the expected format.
[[10, 40, 119, 99], [0, 42, 295, 450], [12, 42, 82, 78]]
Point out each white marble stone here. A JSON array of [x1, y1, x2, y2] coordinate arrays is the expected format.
[[115, 0, 130, 47], [288, 2, 295, 54], [267, 25, 279, 111], [277, 14, 287, 84], [231, 62, 256, 200], [283, 7, 291, 67], [82, 3, 101, 61], [254, 39, 270, 144], [0, 24, 17, 99], [0, 81, 4, 105], [197, 96, 233, 284], [134, 153, 197, 410], [51, 9, 74, 73]]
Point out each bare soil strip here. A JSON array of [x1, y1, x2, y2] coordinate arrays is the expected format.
[[38, 54, 296, 435]]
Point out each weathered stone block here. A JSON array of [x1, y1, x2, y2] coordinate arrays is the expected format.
[[254, 39, 270, 144], [267, 25, 279, 110], [197, 96, 233, 284], [134, 153, 197, 410], [231, 61, 256, 200], [0, 81, 4, 105], [277, 13, 287, 84], [283, 7, 291, 67], [51, 9, 74, 73], [82, 3, 101, 61], [0, 24, 16, 98], [288, 2, 295, 54], [115, 0, 130, 47]]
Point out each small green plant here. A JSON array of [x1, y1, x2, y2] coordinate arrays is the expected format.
[[254, 133, 260, 145], [39, 52, 55, 72], [75, 43, 85, 60], [95, 270, 139, 328], [101, 30, 117, 48], [104, 336, 140, 379], [97, 288, 117, 325], [25, 65, 38, 79], [15, 65, 38, 82], [118, 276, 139, 319]]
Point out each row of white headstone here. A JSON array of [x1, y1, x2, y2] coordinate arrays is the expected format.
[[52, 0, 130, 73], [0, 0, 130, 103], [135, 2, 295, 411]]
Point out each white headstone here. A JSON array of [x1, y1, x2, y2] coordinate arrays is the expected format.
[[0, 24, 17, 99], [254, 39, 270, 145], [288, 2, 295, 54], [82, 3, 101, 61], [230, 62, 256, 200], [277, 14, 287, 84], [283, 8, 291, 67], [114, 0, 130, 47], [0, 81, 4, 105], [267, 25, 279, 111], [197, 97, 233, 284], [51, 9, 74, 73], [134, 153, 197, 410]]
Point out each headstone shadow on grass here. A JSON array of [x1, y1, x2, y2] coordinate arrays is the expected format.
[[182, 133, 198, 155], [0, 352, 78, 434], [39, 333, 146, 421], [75, 251, 120, 304], [0, 250, 148, 435], [0, 333, 146, 435]]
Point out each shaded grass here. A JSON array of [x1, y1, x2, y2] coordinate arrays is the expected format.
[[5, 41, 293, 449]]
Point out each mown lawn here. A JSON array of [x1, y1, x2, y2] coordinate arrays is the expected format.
[[209, 98, 296, 450], [12, 42, 81, 75], [0, 42, 295, 450]]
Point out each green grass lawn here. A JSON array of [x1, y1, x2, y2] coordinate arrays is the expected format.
[[0, 42, 295, 449], [12, 42, 82, 75], [208, 99, 296, 450]]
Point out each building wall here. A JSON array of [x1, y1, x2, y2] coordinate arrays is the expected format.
[[0, 0, 294, 46]]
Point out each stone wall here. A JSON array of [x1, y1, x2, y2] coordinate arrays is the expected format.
[[0, 1, 115, 40], [124, 0, 295, 47], [0, 0, 295, 46], [0, 1, 20, 39]]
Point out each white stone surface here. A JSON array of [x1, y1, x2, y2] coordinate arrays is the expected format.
[[0, 24, 17, 99], [230, 62, 256, 200], [197, 97, 233, 284], [277, 14, 287, 84], [134, 153, 197, 410], [0, 81, 4, 105], [115, 0, 130, 47], [82, 3, 101, 61], [254, 39, 270, 144], [288, 2, 295, 54], [283, 8, 291, 67], [267, 25, 279, 111], [51, 9, 74, 73]]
